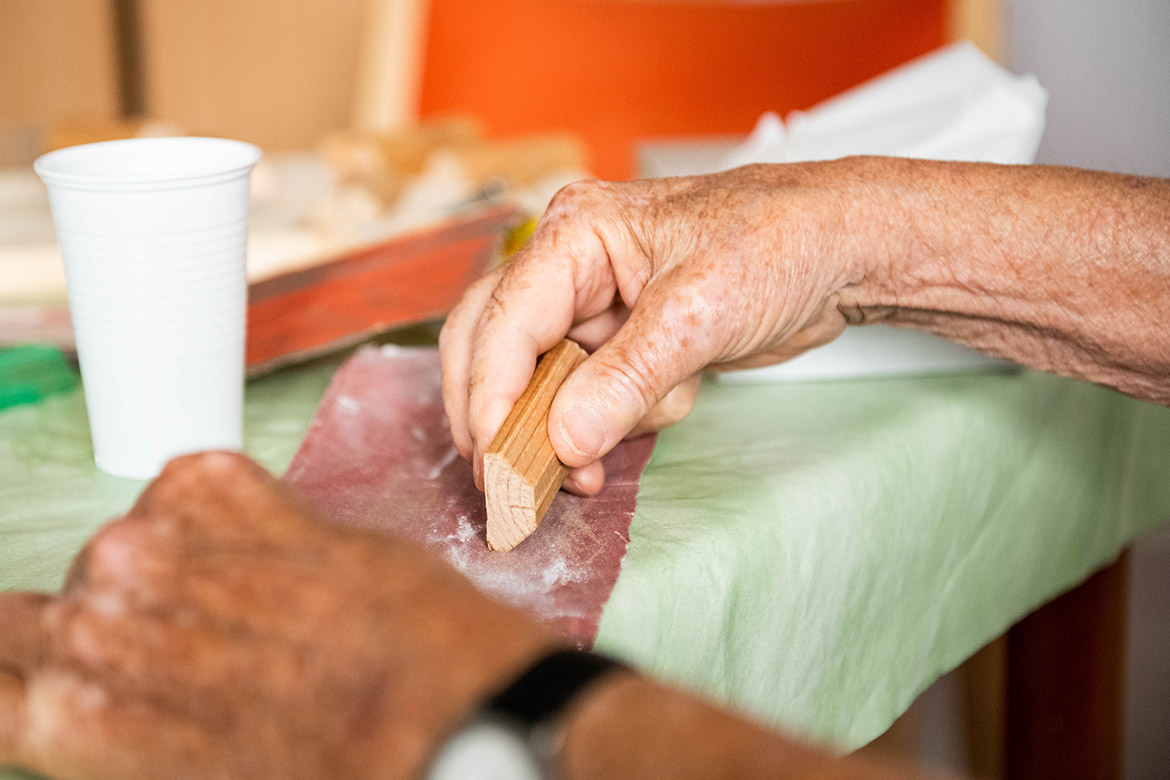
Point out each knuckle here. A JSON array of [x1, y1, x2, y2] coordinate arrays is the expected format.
[[150, 452, 260, 505], [485, 284, 510, 321], [90, 517, 143, 558], [545, 178, 608, 221], [552, 177, 601, 204], [471, 269, 504, 293], [666, 287, 718, 330], [79, 518, 147, 586], [454, 274, 505, 331], [469, 290, 512, 347], [208, 450, 259, 480], [451, 272, 501, 315], [170, 450, 253, 479], [588, 352, 660, 414]]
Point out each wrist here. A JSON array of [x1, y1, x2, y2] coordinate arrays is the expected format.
[[424, 648, 631, 780], [368, 549, 569, 780], [557, 673, 835, 780], [558, 672, 922, 780], [832, 157, 1056, 329], [830, 156, 943, 325], [556, 673, 652, 780]]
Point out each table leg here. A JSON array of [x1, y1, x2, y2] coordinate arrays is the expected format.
[[1004, 552, 1130, 780], [961, 636, 1006, 778]]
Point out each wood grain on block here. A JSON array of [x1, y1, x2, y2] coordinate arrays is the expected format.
[[485, 339, 588, 552]]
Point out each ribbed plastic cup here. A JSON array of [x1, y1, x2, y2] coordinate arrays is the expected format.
[[34, 137, 261, 479]]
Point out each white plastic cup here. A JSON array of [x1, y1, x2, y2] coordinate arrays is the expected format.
[[34, 137, 261, 479]]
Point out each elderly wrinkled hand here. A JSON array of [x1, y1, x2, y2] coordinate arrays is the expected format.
[[0, 452, 559, 780], [442, 157, 1170, 496], [441, 161, 886, 495]]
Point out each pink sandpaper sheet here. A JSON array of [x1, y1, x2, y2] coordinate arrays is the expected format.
[[284, 345, 656, 647]]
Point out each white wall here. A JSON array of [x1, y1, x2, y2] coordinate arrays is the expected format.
[[1005, 0, 1170, 177]]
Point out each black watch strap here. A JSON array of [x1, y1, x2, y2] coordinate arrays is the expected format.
[[485, 648, 627, 729], [425, 649, 628, 780]]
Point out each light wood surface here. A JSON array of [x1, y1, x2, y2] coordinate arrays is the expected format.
[[0, 0, 119, 129], [947, 0, 1003, 62], [484, 339, 588, 552], [352, 0, 429, 131], [139, 0, 366, 150]]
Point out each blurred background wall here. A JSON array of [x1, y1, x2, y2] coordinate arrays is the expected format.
[[0, 0, 120, 164], [418, 0, 946, 177], [1, 0, 967, 176], [1006, 0, 1170, 177], [0, 1, 119, 124], [141, 0, 368, 152], [1004, 7, 1170, 779]]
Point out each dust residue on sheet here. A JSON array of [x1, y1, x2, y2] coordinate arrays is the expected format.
[[284, 345, 655, 647]]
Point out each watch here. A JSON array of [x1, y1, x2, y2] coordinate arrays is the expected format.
[[426, 649, 626, 780]]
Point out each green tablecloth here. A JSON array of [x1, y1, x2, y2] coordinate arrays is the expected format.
[[2, 338, 1169, 777]]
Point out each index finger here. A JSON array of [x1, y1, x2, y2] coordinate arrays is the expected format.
[[465, 212, 617, 463], [465, 255, 578, 458], [440, 268, 505, 462]]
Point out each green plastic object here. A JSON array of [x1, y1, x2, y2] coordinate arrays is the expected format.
[[0, 346, 78, 412]]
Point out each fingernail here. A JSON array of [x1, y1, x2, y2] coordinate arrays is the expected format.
[[558, 406, 607, 459], [480, 396, 513, 448]]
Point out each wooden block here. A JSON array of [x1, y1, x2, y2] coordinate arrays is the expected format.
[[484, 339, 588, 552], [1005, 553, 1129, 780]]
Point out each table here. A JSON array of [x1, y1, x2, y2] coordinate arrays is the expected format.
[[2, 333, 1169, 779]]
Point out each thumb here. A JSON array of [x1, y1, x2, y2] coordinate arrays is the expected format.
[[548, 287, 717, 467]]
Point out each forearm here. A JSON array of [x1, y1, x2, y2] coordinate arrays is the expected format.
[[558, 674, 932, 780], [840, 158, 1170, 404]]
